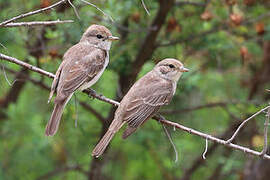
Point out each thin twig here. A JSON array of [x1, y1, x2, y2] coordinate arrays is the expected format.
[[4, 65, 107, 124], [83, 89, 120, 107], [80, 0, 114, 22], [202, 138, 208, 160], [67, 0, 81, 19], [1, 65, 16, 86], [2, 53, 270, 160], [260, 106, 270, 156], [141, 0, 150, 15], [0, 53, 55, 78], [154, 116, 270, 159], [162, 123, 178, 163], [3, 20, 73, 27], [0, 0, 67, 27], [225, 106, 270, 144], [74, 94, 78, 128]]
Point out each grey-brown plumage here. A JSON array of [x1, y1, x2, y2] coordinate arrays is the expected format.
[[92, 58, 189, 157], [45, 24, 119, 136]]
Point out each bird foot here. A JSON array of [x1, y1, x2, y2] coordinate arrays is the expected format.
[[87, 88, 97, 100]]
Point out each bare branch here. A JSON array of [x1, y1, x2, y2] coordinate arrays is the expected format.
[[0, 0, 67, 27], [74, 94, 78, 127], [3, 20, 73, 27], [2, 53, 270, 160], [83, 89, 120, 107], [1, 65, 16, 86], [3, 66, 51, 90], [225, 106, 270, 144], [202, 138, 208, 160], [162, 123, 178, 163], [260, 107, 270, 156], [67, 0, 81, 19], [3, 66, 106, 124], [0, 53, 55, 78], [141, 0, 150, 16], [80, 0, 114, 22], [154, 115, 270, 159]]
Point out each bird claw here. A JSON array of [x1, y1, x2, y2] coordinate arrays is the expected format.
[[87, 88, 97, 100]]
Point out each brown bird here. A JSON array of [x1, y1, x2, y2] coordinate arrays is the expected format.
[[92, 58, 189, 157], [45, 24, 119, 136]]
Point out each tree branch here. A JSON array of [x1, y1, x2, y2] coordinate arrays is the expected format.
[[225, 106, 270, 144], [3, 66, 106, 124], [260, 107, 270, 156], [1, 53, 270, 160], [3, 20, 73, 27], [0, 0, 68, 27], [154, 115, 270, 159], [0, 53, 54, 78]]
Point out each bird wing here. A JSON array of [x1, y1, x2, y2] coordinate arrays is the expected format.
[[48, 62, 63, 103], [122, 75, 174, 128], [57, 47, 106, 97]]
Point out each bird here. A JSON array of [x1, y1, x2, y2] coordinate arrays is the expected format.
[[45, 24, 119, 136], [92, 58, 189, 157]]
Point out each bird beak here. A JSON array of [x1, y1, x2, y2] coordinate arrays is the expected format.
[[108, 36, 120, 41], [179, 67, 189, 72]]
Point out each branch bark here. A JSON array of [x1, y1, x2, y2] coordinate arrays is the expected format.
[[1, 53, 270, 160], [2, 66, 106, 124], [0, 0, 67, 27], [3, 20, 73, 27]]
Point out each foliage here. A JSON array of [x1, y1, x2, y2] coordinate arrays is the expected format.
[[0, 0, 270, 180]]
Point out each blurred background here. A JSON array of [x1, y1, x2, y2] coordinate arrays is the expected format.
[[0, 0, 270, 179]]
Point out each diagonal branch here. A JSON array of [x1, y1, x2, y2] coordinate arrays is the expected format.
[[0, 53, 55, 78], [260, 106, 270, 156], [1, 52, 270, 159], [225, 106, 270, 144], [154, 115, 270, 160], [3, 20, 73, 27], [3, 66, 106, 124], [0, 0, 67, 27]]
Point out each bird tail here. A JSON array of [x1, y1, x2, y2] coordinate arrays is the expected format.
[[45, 102, 66, 136], [92, 118, 124, 158]]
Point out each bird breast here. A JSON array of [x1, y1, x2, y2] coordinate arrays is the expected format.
[[79, 52, 109, 90]]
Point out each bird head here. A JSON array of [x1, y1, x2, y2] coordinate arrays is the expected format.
[[154, 58, 189, 82], [80, 24, 119, 51]]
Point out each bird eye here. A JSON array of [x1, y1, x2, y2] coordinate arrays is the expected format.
[[168, 64, 175, 68], [96, 34, 103, 39]]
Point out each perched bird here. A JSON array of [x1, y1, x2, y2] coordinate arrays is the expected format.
[[92, 58, 189, 157], [45, 24, 119, 136]]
